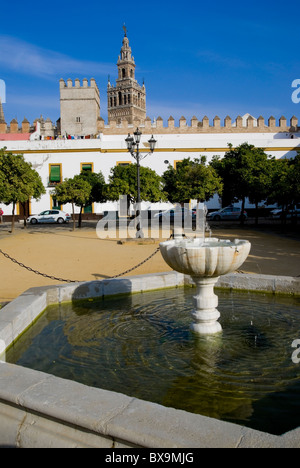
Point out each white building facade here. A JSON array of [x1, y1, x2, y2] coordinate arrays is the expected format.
[[1, 130, 299, 218]]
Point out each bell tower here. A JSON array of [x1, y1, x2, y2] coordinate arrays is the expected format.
[[107, 26, 146, 124]]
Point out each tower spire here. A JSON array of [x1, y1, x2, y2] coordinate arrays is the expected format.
[[107, 29, 146, 125], [118, 30, 135, 66], [0, 97, 5, 123]]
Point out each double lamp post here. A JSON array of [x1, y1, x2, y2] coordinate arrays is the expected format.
[[125, 129, 157, 238]]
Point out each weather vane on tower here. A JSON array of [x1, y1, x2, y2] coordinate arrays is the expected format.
[[123, 23, 127, 37]]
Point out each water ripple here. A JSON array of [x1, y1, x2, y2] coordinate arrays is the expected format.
[[6, 288, 300, 435]]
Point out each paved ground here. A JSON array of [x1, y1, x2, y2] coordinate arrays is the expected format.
[[0, 219, 299, 304]]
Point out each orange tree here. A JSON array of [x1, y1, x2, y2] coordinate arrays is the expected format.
[[0, 148, 45, 232], [210, 143, 274, 225], [163, 156, 223, 204]]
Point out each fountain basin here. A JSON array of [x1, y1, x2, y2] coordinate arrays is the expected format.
[[0, 272, 300, 447], [160, 238, 251, 334], [6, 287, 300, 437], [159, 238, 251, 278]]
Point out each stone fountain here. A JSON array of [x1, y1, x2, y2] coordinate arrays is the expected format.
[[159, 204, 251, 334]]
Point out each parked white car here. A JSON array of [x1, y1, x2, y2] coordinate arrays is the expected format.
[[270, 208, 284, 218], [154, 207, 196, 226], [270, 208, 300, 219], [27, 210, 71, 225], [207, 206, 247, 221]]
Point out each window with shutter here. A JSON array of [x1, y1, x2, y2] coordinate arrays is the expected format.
[[81, 164, 92, 172], [49, 165, 61, 184]]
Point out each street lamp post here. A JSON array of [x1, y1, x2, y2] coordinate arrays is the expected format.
[[125, 128, 157, 238]]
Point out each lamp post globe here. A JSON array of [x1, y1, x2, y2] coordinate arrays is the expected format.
[[148, 135, 157, 153]]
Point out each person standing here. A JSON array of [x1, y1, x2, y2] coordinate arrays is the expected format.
[[0, 207, 3, 224]]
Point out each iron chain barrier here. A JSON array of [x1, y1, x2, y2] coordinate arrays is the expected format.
[[0, 245, 162, 283]]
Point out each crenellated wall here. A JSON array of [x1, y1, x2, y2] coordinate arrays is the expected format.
[[0, 117, 56, 139], [97, 114, 299, 135], [1, 114, 299, 140]]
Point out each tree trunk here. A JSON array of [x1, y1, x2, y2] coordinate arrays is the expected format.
[[11, 202, 15, 233], [21, 202, 27, 229], [72, 202, 76, 231], [255, 201, 259, 226], [78, 205, 83, 228], [127, 195, 130, 217], [281, 203, 287, 230], [240, 198, 245, 226]]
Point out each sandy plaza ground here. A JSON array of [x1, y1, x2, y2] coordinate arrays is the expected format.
[[0, 220, 299, 304]]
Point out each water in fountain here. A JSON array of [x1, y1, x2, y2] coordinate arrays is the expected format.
[[6, 287, 300, 436]]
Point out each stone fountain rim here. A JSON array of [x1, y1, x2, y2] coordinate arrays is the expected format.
[[160, 237, 251, 248], [0, 271, 299, 448]]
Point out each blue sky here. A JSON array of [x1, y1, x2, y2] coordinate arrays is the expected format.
[[0, 0, 299, 127]]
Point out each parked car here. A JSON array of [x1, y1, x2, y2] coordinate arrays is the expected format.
[[27, 210, 71, 225], [292, 208, 300, 217], [270, 208, 285, 219], [207, 206, 247, 221], [154, 207, 196, 226], [270, 207, 300, 219]]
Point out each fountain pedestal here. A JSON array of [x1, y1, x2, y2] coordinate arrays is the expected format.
[[191, 276, 222, 334], [159, 237, 251, 334]]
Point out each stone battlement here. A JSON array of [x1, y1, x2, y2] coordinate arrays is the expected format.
[[1, 114, 299, 140], [97, 114, 299, 135], [59, 78, 98, 89], [0, 116, 56, 139]]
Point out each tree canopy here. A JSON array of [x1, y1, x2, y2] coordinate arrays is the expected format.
[[76, 170, 107, 227], [267, 152, 300, 216], [0, 148, 45, 231], [163, 157, 223, 204], [106, 164, 166, 205], [52, 175, 92, 230], [210, 143, 274, 224], [288, 152, 300, 206], [79, 170, 106, 205]]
